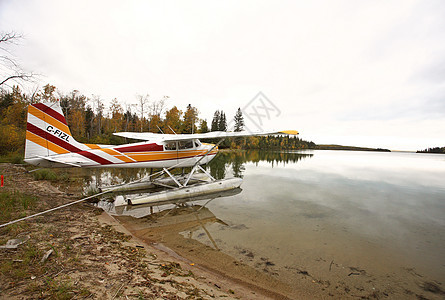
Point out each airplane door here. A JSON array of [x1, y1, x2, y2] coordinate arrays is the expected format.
[[164, 141, 179, 164]]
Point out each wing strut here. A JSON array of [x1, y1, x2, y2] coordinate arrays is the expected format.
[[163, 168, 183, 187], [183, 138, 224, 186]]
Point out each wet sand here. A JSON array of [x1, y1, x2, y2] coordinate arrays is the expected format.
[[115, 206, 295, 299], [115, 205, 445, 299]]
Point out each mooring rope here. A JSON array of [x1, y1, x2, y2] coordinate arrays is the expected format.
[[0, 166, 43, 177], [0, 190, 112, 228]]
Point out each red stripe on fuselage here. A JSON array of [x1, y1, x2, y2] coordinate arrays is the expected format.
[[33, 103, 68, 126], [27, 123, 112, 165], [116, 143, 164, 152]]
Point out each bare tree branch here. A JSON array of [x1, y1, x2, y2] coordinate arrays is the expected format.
[[0, 72, 36, 87], [0, 31, 36, 89], [0, 55, 20, 68], [0, 32, 22, 44]]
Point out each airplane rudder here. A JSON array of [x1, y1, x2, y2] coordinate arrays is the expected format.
[[25, 101, 83, 157]]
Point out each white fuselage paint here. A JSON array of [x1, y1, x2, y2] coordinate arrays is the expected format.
[[24, 141, 217, 168]]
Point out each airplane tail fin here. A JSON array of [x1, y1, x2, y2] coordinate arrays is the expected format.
[[25, 101, 87, 159]]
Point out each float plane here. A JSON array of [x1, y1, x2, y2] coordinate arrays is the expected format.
[[25, 101, 298, 205]]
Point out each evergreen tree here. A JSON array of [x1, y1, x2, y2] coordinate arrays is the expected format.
[[211, 110, 220, 131], [234, 108, 244, 132], [198, 119, 209, 133], [218, 111, 227, 131]]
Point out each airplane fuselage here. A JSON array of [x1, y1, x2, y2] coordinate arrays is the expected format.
[[24, 139, 218, 168]]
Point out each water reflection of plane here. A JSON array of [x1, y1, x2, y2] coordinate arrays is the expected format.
[[98, 189, 240, 251]]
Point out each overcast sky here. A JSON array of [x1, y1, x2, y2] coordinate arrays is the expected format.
[[1, 0, 444, 150]]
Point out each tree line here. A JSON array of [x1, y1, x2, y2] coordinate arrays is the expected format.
[[417, 147, 445, 154], [0, 84, 315, 156]]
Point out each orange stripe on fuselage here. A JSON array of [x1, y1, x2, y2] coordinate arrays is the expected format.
[[127, 151, 177, 162], [99, 148, 135, 163], [28, 105, 72, 137], [26, 130, 70, 154], [126, 149, 217, 162], [100, 148, 120, 156], [113, 155, 134, 163], [85, 144, 136, 163], [85, 144, 100, 149]]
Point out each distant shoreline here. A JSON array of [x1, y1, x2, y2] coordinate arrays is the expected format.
[[315, 145, 391, 152], [219, 145, 392, 152]]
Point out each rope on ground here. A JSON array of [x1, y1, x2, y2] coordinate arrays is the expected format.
[[0, 189, 111, 228], [0, 166, 43, 176]]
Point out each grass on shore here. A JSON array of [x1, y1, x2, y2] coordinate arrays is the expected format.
[[32, 169, 71, 182], [0, 153, 24, 164], [0, 190, 37, 224]]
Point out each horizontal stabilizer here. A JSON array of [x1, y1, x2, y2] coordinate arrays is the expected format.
[[114, 130, 299, 142], [37, 156, 82, 167]]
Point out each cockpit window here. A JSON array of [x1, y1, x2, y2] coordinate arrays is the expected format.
[[194, 140, 200, 148], [165, 142, 177, 150], [178, 140, 194, 149]]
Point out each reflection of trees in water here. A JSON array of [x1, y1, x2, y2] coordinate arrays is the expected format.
[[79, 150, 313, 187], [82, 168, 152, 188], [207, 157, 226, 180], [232, 154, 245, 178], [244, 150, 313, 167], [207, 150, 313, 179]]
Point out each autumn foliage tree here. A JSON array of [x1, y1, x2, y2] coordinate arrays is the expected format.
[[164, 106, 182, 134], [0, 86, 28, 154], [182, 104, 198, 134]]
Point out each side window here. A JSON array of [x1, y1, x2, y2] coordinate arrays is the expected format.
[[165, 142, 176, 150], [194, 140, 200, 148], [178, 140, 194, 150]]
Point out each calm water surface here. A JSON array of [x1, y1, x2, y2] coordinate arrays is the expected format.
[[86, 150, 445, 297]]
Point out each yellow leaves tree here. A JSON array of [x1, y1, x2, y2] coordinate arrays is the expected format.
[[0, 124, 24, 154], [109, 98, 123, 132], [164, 106, 182, 134], [0, 86, 27, 154], [182, 104, 198, 134], [68, 109, 85, 138]]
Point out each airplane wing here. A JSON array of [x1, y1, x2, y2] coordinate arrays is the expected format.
[[113, 130, 299, 142]]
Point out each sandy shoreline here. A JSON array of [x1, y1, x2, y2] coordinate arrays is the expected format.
[[100, 210, 291, 299], [113, 209, 295, 299]]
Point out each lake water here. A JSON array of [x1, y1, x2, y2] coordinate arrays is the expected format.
[[88, 150, 445, 298]]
